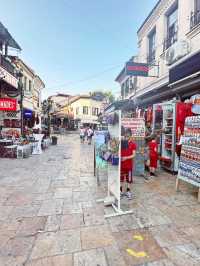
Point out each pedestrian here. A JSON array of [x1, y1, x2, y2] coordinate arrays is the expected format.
[[80, 126, 85, 143], [87, 127, 93, 145], [120, 127, 136, 200], [148, 135, 158, 177]]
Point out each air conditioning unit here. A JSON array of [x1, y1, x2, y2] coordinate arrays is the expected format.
[[165, 40, 190, 65]]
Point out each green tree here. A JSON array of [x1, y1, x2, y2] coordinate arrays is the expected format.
[[91, 90, 115, 103]]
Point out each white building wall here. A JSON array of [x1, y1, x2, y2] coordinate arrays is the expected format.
[[117, 0, 200, 100], [133, 0, 200, 99]]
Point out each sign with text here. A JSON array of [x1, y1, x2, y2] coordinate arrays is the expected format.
[[0, 66, 18, 89], [0, 98, 17, 111], [126, 62, 149, 77], [122, 118, 145, 137]]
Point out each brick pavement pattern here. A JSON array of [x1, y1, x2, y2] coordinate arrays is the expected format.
[[0, 134, 200, 265]]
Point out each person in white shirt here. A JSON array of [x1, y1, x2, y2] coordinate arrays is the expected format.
[[87, 127, 93, 145], [80, 127, 85, 143]]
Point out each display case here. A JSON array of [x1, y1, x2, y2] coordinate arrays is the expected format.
[[153, 101, 193, 173], [176, 116, 200, 202]]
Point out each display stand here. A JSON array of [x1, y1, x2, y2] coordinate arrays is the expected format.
[[32, 134, 44, 155], [122, 117, 145, 176], [94, 130, 108, 186], [96, 111, 133, 218], [176, 116, 200, 202], [153, 101, 193, 173]]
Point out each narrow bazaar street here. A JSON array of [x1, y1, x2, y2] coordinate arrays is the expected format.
[[0, 134, 200, 266]]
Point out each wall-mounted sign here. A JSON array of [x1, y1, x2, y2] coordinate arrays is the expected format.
[[0, 66, 18, 89], [191, 94, 200, 114], [0, 98, 17, 111], [125, 62, 149, 77], [122, 118, 145, 137], [23, 108, 33, 118]]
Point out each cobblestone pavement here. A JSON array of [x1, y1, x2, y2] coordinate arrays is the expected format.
[[0, 134, 200, 266]]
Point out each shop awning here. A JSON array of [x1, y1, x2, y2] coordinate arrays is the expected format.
[[81, 119, 100, 125], [169, 51, 200, 85], [104, 99, 136, 113], [0, 22, 21, 50]]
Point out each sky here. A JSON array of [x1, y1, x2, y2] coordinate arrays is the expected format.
[[0, 0, 158, 99]]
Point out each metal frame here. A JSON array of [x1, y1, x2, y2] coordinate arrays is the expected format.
[[96, 110, 133, 218]]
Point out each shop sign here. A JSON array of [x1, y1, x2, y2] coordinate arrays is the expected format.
[[125, 62, 149, 77], [122, 118, 145, 137], [191, 94, 200, 114], [0, 98, 17, 111], [0, 66, 18, 89], [23, 109, 33, 118]]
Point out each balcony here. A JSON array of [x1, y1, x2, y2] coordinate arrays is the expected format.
[[0, 54, 18, 89], [0, 54, 16, 77], [190, 10, 200, 30]]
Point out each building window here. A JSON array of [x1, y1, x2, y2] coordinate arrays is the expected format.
[[148, 29, 156, 64], [23, 76, 27, 90], [29, 80, 32, 92], [83, 106, 88, 115], [76, 107, 79, 115], [37, 92, 40, 107], [125, 79, 129, 97], [121, 83, 125, 99], [195, 0, 200, 11], [164, 6, 178, 51], [92, 107, 99, 116], [191, 0, 200, 29]]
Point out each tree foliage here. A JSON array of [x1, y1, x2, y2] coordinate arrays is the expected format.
[[91, 90, 115, 103]]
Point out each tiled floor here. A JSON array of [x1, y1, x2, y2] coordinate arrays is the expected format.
[[0, 134, 200, 266]]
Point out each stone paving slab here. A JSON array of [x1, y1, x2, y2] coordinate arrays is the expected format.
[[30, 230, 81, 259], [113, 229, 166, 266], [1, 134, 200, 266], [26, 254, 73, 266], [74, 248, 108, 266], [81, 225, 115, 250], [37, 199, 64, 216]]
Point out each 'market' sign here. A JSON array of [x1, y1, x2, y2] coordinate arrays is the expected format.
[[126, 62, 149, 77], [0, 98, 17, 111]]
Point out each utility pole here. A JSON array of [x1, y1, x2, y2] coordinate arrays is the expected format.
[[17, 72, 24, 135]]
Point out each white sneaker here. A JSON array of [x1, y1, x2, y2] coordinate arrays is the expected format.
[[125, 191, 133, 200]]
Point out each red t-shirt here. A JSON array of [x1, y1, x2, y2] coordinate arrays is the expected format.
[[121, 141, 136, 171], [148, 141, 158, 159]]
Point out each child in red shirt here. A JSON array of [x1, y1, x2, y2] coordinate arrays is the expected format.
[[121, 128, 136, 199], [148, 136, 158, 176]]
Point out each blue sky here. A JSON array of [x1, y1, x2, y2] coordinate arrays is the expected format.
[[0, 0, 158, 99]]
